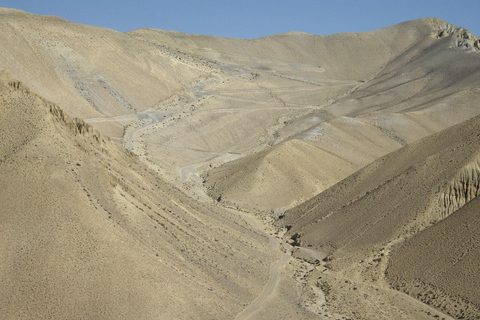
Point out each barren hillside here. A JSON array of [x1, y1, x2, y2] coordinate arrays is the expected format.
[[1, 7, 480, 319], [0, 72, 280, 319], [278, 112, 480, 319], [203, 18, 480, 212]]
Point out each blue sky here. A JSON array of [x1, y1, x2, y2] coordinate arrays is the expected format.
[[2, 0, 480, 39]]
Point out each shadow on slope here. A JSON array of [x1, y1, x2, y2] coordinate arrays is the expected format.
[[387, 195, 480, 319], [277, 112, 480, 318]]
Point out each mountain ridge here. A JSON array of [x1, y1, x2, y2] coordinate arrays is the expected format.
[[1, 9, 480, 319]]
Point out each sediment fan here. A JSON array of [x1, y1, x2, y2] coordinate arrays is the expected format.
[[1, 7, 480, 319]]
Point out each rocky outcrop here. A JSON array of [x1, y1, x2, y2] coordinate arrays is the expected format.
[[430, 155, 480, 221], [436, 23, 480, 52], [2, 72, 109, 148], [48, 101, 108, 146]]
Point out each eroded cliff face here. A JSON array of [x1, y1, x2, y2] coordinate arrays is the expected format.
[[429, 154, 480, 221], [2, 70, 112, 155], [49, 102, 107, 144], [384, 122, 480, 320]]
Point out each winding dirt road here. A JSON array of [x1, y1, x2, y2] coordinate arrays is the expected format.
[[221, 208, 292, 320], [235, 251, 291, 320]]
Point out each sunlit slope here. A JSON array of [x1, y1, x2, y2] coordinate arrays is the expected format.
[[3, 9, 479, 213], [203, 138, 358, 211], [204, 19, 480, 211], [0, 73, 275, 319], [279, 112, 480, 253], [2, 8, 480, 319], [277, 112, 480, 318], [0, 8, 212, 137], [130, 18, 450, 82]]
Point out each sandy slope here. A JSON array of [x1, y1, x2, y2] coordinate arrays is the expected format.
[[203, 138, 358, 211], [202, 18, 480, 212], [0, 8, 212, 138], [3, 10, 479, 212], [388, 195, 480, 319], [278, 112, 480, 319], [0, 73, 284, 319], [2, 7, 480, 319]]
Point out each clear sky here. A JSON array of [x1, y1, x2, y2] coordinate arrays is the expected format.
[[2, 0, 480, 39]]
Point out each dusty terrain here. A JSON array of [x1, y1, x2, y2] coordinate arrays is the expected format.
[[1, 7, 480, 319], [0, 71, 280, 319], [279, 114, 480, 319]]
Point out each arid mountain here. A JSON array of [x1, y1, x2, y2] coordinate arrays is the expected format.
[[278, 113, 480, 319], [203, 19, 480, 212], [1, 7, 480, 319], [0, 71, 285, 319]]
